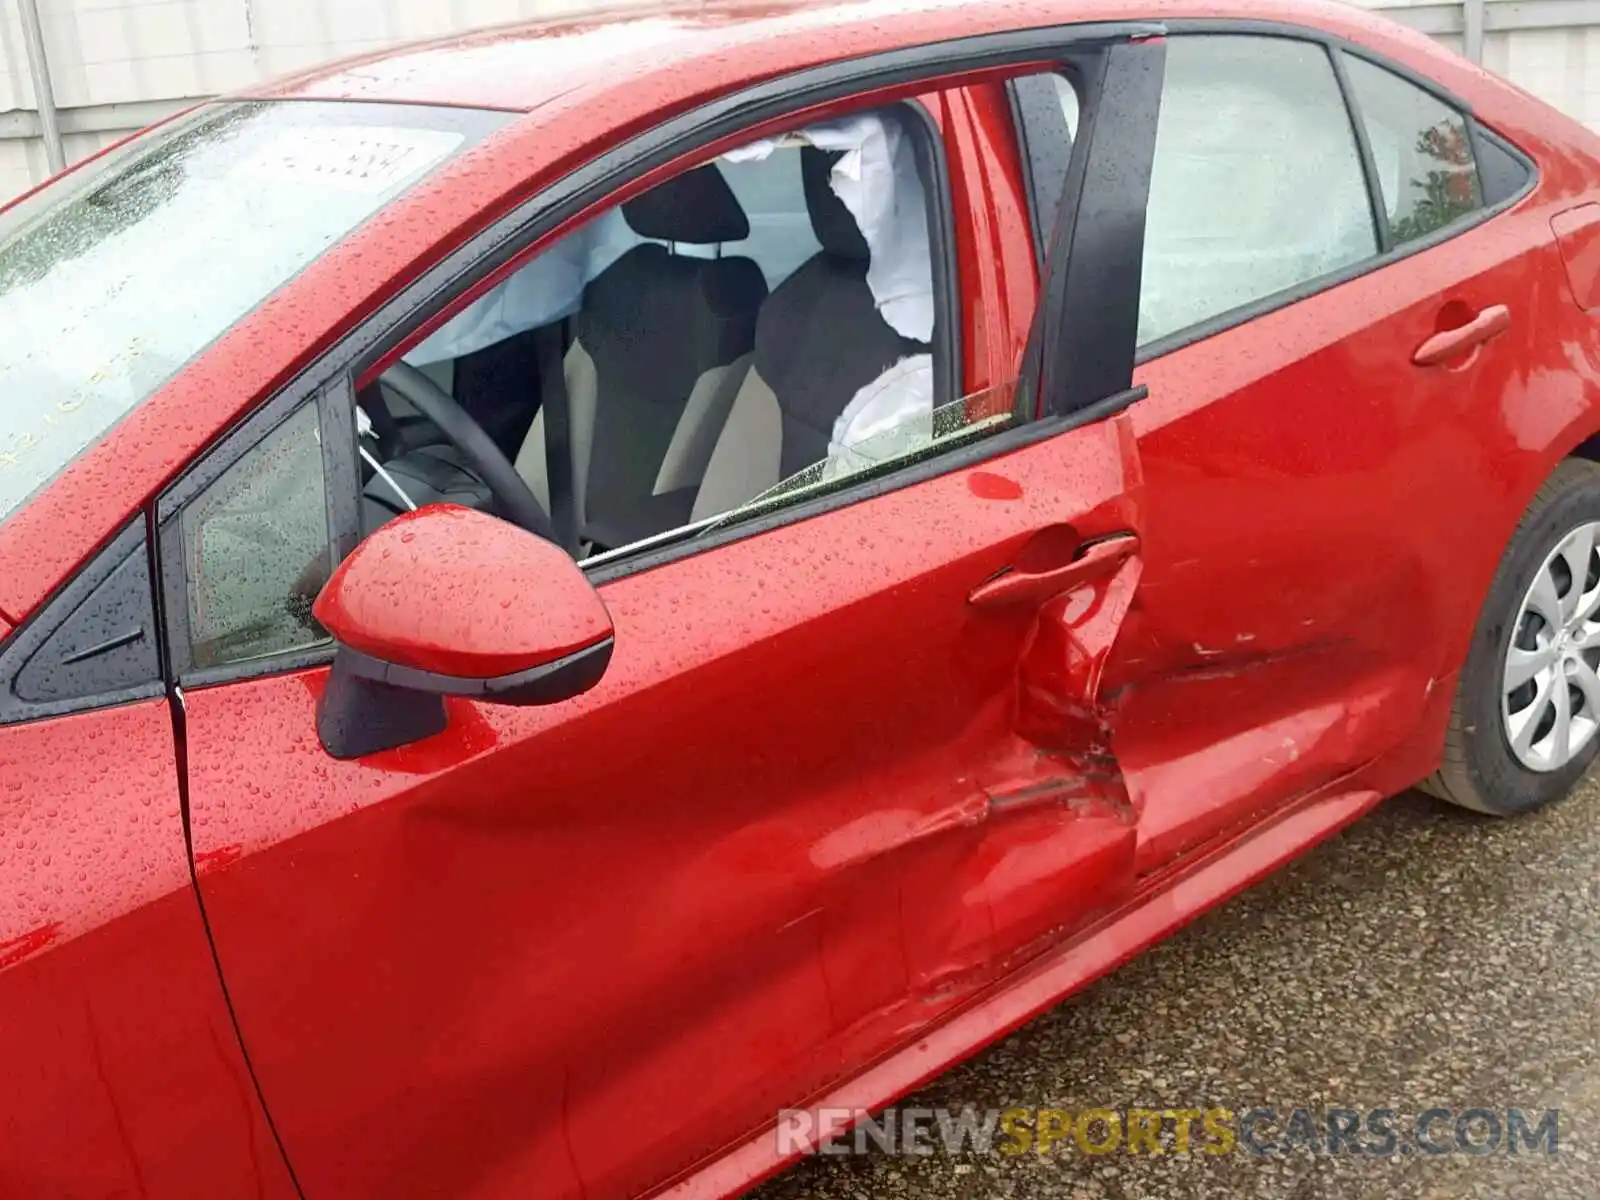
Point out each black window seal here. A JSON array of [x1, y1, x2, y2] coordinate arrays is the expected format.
[[157, 384, 360, 688], [1329, 43, 1395, 254], [1007, 67, 1086, 276], [896, 98, 961, 416], [1030, 37, 1164, 420], [1007, 78, 1047, 271], [1130, 21, 1540, 368], [1470, 117, 1538, 207], [0, 520, 164, 726]]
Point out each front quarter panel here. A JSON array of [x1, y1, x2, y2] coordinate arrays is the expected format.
[[0, 700, 295, 1198]]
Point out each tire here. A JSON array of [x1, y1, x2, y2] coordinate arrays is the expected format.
[[1424, 458, 1600, 815]]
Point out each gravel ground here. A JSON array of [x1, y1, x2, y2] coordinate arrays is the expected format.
[[754, 778, 1600, 1200]]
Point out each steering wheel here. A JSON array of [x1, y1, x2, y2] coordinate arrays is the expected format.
[[377, 361, 555, 542]]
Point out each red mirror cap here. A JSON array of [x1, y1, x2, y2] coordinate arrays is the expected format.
[[313, 504, 612, 680]]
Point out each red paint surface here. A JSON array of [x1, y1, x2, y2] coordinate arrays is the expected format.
[[1113, 193, 1600, 869], [969, 470, 1025, 500], [0, 922, 60, 970], [661, 784, 1386, 1199], [0, 702, 294, 1196], [314, 504, 613, 677], [1552, 203, 1600, 309], [1, 2, 1599, 1197], [186, 409, 1143, 1199]]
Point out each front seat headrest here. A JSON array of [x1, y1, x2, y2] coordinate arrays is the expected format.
[[801, 146, 871, 262], [621, 163, 750, 244]]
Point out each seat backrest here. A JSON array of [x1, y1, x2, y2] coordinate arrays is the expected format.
[[691, 146, 928, 521], [515, 164, 767, 546]]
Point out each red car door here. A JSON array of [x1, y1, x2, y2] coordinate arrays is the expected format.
[[157, 33, 1163, 1200], [1038, 31, 1555, 871], [0, 524, 294, 1197]]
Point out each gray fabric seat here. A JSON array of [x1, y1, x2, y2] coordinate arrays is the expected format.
[[515, 164, 768, 549], [691, 147, 930, 521]]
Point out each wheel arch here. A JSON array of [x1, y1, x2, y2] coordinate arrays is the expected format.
[[1395, 411, 1600, 800], [1568, 427, 1600, 466], [1429, 379, 1600, 700]]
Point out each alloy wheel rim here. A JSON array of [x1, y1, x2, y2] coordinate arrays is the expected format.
[[1503, 520, 1600, 772]]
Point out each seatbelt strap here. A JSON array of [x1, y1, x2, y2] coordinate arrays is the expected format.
[[536, 320, 580, 555]]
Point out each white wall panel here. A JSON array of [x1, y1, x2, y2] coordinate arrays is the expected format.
[[0, 137, 32, 198], [0, 1, 31, 111], [1486, 25, 1600, 129], [0, 0, 1597, 203]]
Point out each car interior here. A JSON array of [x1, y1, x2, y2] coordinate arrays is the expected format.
[[353, 104, 948, 561]]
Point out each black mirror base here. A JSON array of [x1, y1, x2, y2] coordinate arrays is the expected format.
[[317, 653, 448, 759]]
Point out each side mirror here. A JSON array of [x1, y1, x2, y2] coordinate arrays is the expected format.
[[311, 504, 613, 759]]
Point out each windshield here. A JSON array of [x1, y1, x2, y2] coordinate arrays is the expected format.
[[0, 99, 511, 524]]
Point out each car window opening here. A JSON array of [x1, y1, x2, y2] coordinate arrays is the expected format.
[[356, 102, 989, 568]]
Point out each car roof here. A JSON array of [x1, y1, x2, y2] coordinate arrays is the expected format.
[[243, 0, 1462, 114]]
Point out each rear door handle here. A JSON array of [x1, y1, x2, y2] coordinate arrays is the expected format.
[[968, 533, 1139, 610], [1412, 304, 1511, 366]]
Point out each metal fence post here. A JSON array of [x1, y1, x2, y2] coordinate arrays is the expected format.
[[16, 0, 66, 175], [1464, 0, 1487, 62]]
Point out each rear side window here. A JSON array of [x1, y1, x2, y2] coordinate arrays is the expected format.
[[1342, 55, 1484, 246], [1137, 35, 1377, 347]]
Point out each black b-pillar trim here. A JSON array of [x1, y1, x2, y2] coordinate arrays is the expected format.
[[1037, 36, 1166, 418]]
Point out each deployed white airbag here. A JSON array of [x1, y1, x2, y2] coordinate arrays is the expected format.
[[723, 113, 934, 342], [826, 353, 935, 477], [405, 110, 936, 365], [728, 113, 939, 471], [404, 208, 638, 365]]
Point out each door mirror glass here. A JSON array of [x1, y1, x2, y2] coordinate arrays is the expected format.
[[312, 504, 613, 758]]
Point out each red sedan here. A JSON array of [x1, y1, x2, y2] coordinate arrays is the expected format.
[[2, 0, 1599, 1194]]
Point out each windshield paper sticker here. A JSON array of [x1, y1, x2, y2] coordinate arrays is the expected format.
[[229, 128, 465, 193]]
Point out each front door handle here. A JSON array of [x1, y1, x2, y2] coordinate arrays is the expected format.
[[969, 533, 1139, 610], [1412, 304, 1511, 366]]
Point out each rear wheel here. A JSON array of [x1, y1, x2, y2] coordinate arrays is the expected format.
[[1425, 459, 1600, 815]]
